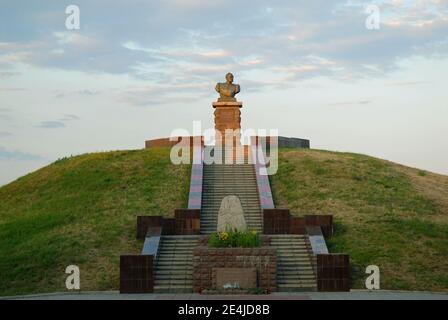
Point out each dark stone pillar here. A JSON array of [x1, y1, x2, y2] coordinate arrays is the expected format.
[[120, 255, 154, 293]]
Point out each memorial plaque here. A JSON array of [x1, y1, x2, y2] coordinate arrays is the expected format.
[[215, 268, 257, 289]]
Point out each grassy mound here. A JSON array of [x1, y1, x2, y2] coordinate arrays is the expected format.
[[0, 148, 190, 296], [270, 149, 448, 292], [0, 147, 446, 295]]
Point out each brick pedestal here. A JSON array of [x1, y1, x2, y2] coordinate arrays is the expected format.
[[213, 101, 242, 151]]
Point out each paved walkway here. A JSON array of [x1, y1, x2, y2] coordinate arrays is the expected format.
[[2, 290, 447, 300]]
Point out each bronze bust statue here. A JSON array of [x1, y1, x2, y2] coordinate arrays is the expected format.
[[215, 73, 240, 102]]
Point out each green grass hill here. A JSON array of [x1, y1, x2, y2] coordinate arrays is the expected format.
[[0, 147, 447, 295]]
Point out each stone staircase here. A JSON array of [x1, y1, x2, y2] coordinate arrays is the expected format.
[[154, 235, 199, 293], [201, 163, 263, 234], [270, 234, 317, 291]]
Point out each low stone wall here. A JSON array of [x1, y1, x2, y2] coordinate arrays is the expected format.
[[137, 216, 163, 240], [192, 247, 277, 293], [263, 209, 334, 238], [145, 136, 204, 149], [137, 210, 201, 238], [251, 136, 310, 149], [305, 215, 333, 238], [278, 136, 310, 149]]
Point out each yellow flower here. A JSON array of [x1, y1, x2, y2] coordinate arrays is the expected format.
[[251, 230, 257, 235], [219, 231, 228, 241]]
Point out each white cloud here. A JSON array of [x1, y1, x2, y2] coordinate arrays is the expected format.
[[0, 146, 42, 161], [35, 121, 66, 129]]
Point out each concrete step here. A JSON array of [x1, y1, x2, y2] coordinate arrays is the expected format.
[[272, 249, 310, 252], [201, 201, 261, 205], [157, 255, 194, 260], [270, 235, 308, 238], [203, 176, 255, 178], [154, 276, 193, 282], [277, 254, 313, 258], [159, 242, 197, 245], [201, 207, 261, 210], [155, 269, 194, 274], [270, 246, 310, 249], [270, 240, 308, 243], [155, 274, 193, 278], [156, 262, 194, 267], [278, 282, 317, 288], [277, 256, 313, 261], [203, 180, 255, 182], [278, 280, 316, 285], [200, 222, 262, 226], [154, 236, 198, 293], [155, 266, 193, 271], [277, 269, 315, 274], [201, 211, 262, 215], [154, 278, 193, 284], [200, 215, 262, 219], [157, 258, 194, 262], [202, 186, 258, 188], [203, 174, 256, 177], [202, 183, 257, 185], [278, 274, 316, 279], [158, 251, 194, 256], [153, 286, 193, 293], [201, 163, 262, 234], [272, 248, 309, 251], [202, 211, 262, 215], [159, 241, 199, 244], [270, 234, 317, 292], [279, 266, 315, 271], [159, 244, 197, 247], [277, 282, 318, 286], [271, 241, 309, 243], [201, 197, 260, 200], [201, 210, 261, 213], [203, 168, 255, 171], [200, 219, 263, 223]]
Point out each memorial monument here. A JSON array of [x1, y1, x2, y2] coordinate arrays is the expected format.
[[213, 73, 244, 159]]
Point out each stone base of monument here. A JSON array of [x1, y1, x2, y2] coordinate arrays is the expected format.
[[212, 101, 245, 162], [212, 101, 242, 134], [192, 245, 277, 294]]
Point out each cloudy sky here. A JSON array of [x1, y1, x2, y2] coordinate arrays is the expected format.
[[0, 0, 447, 185]]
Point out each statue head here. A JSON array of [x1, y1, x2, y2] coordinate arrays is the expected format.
[[225, 72, 234, 84]]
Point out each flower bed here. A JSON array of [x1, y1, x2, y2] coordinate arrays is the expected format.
[[208, 230, 260, 248]]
